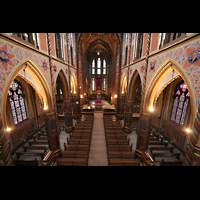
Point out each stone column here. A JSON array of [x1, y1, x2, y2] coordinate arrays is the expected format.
[[118, 94, 125, 120], [73, 94, 80, 119], [123, 99, 133, 134], [183, 102, 200, 166], [136, 109, 152, 152], [44, 109, 60, 151], [64, 99, 74, 133]]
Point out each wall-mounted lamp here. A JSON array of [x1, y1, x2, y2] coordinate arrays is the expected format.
[[6, 127, 11, 132], [186, 128, 191, 133], [114, 94, 117, 98], [149, 105, 154, 112]]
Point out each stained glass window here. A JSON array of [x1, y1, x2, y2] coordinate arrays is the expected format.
[[103, 78, 106, 91], [171, 82, 190, 126], [8, 80, 27, 125], [97, 58, 101, 74], [92, 60, 95, 74], [103, 60, 106, 74]]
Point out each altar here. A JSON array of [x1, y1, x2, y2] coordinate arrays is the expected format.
[[95, 94, 102, 111]]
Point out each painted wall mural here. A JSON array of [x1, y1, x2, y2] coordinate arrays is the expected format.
[[146, 39, 200, 109], [121, 38, 200, 111], [0, 40, 51, 100]]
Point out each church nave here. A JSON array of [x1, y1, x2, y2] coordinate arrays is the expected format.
[[1, 33, 200, 166]]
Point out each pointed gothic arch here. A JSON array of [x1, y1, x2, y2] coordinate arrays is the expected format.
[[120, 72, 127, 95], [128, 69, 142, 99], [71, 72, 78, 94], [144, 58, 196, 129], [1, 58, 53, 128], [55, 69, 70, 99]]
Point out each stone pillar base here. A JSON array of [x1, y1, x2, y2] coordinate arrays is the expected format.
[[64, 125, 74, 133], [117, 114, 124, 120], [124, 126, 132, 134], [64, 99, 74, 133], [44, 108, 60, 151], [136, 109, 152, 152]]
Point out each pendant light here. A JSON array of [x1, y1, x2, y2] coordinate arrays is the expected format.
[[97, 33, 100, 55]]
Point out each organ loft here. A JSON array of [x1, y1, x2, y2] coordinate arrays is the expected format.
[[0, 33, 200, 166]]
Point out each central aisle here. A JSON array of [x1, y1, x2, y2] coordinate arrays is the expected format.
[[88, 112, 108, 166]]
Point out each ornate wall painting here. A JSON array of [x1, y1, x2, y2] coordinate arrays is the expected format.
[[188, 50, 200, 64]]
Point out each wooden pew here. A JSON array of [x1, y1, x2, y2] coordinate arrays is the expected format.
[[29, 140, 48, 146], [76, 121, 93, 124], [34, 136, 48, 141], [148, 141, 168, 147], [159, 159, 182, 166], [23, 145, 48, 153], [103, 109, 116, 115], [148, 137, 162, 142], [64, 143, 90, 151], [73, 127, 92, 131], [107, 152, 136, 160], [106, 138, 130, 145], [14, 158, 39, 166], [15, 151, 45, 160], [105, 127, 124, 131], [57, 158, 88, 166], [61, 151, 89, 159], [75, 124, 93, 127], [148, 146, 174, 153], [104, 124, 122, 127], [106, 135, 127, 140], [67, 138, 91, 145], [151, 152, 181, 160], [72, 130, 92, 135], [108, 160, 140, 166], [107, 144, 133, 152], [105, 130, 126, 135], [70, 134, 91, 140]]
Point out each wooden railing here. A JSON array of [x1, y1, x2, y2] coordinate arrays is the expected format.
[[161, 119, 187, 151], [10, 118, 36, 150]]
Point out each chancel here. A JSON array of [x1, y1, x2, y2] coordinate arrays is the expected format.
[[0, 33, 200, 166]]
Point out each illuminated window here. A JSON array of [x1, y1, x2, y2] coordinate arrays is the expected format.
[[171, 82, 190, 126], [8, 80, 27, 125], [92, 78, 95, 91], [103, 60, 106, 74], [97, 58, 101, 74], [103, 78, 106, 91], [92, 60, 95, 74]]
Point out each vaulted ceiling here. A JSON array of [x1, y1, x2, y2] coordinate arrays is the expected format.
[[77, 33, 122, 62]]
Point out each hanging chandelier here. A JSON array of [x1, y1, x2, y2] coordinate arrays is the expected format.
[[97, 33, 100, 55]]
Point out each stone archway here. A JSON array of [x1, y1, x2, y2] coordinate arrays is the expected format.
[[1, 58, 53, 129], [144, 59, 196, 129]]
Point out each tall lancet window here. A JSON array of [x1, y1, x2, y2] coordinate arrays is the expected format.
[[103, 60, 106, 74], [92, 78, 95, 91], [171, 82, 190, 126], [103, 78, 106, 91], [92, 60, 95, 74], [8, 80, 27, 125], [97, 58, 101, 74]]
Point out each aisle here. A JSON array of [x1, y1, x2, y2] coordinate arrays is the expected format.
[[88, 112, 108, 166]]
